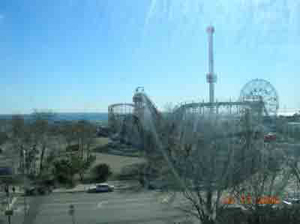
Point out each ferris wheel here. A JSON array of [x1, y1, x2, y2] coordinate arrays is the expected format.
[[239, 79, 279, 117]]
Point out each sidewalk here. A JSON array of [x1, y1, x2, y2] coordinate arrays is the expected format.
[[52, 180, 140, 193], [0, 180, 141, 195], [52, 184, 88, 193]]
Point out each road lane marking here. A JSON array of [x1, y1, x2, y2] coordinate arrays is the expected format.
[[41, 198, 155, 209], [14, 205, 30, 213], [40, 202, 97, 207], [39, 201, 162, 215], [48, 197, 154, 205], [121, 197, 153, 202], [9, 197, 18, 209], [39, 199, 160, 214], [160, 193, 176, 204], [97, 201, 108, 208]]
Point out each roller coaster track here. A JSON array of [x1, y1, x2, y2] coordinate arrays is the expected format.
[[174, 101, 264, 115], [130, 92, 265, 148], [108, 103, 135, 132], [108, 89, 162, 147], [108, 90, 275, 196], [109, 92, 267, 148], [132, 90, 162, 130]]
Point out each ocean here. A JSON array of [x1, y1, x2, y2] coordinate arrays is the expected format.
[[0, 113, 108, 123]]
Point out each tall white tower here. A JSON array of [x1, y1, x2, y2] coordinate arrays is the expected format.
[[206, 26, 217, 104]]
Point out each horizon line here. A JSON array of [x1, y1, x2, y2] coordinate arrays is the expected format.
[[0, 111, 109, 116]]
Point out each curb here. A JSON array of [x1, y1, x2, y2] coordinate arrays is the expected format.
[[52, 190, 87, 194], [52, 186, 136, 194]]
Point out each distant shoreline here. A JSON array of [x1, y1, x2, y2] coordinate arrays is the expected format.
[[0, 112, 108, 122]]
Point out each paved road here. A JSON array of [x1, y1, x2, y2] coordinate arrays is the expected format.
[[4, 191, 190, 224]]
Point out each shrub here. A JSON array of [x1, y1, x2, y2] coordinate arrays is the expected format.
[[0, 132, 8, 145], [66, 144, 79, 152], [92, 163, 112, 182], [52, 159, 75, 186]]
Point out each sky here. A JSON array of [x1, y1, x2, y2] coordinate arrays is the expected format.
[[0, 0, 299, 114]]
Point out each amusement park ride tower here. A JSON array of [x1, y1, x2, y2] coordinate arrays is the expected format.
[[206, 26, 217, 105], [108, 26, 279, 135]]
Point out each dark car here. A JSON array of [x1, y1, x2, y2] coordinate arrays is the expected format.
[[87, 183, 114, 193], [25, 185, 52, 196], [282, 198, 300, 206], [264, 133, 276, 142]]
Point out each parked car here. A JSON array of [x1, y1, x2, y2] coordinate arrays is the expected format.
[[264, 133, 276, 142], [87, 183, 114, 193], [25, 185, 52, 196], [282, 198, 300, 206]]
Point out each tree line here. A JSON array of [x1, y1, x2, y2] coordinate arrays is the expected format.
[[0, 111, 98, 187]]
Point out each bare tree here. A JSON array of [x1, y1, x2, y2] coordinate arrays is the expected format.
[[57, 120, 96, 157], [230, 143, 291, 224], [287, 137, 300, 192], [136, 105, 274, 224], [57, 120, 97, 181], [10, 115, 30, 172], [75, 120, 96, 160], [168, 114, 260, 224], [30, 111, 56, 176], [9, 112, 60, 179]]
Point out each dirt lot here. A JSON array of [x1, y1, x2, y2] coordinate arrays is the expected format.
[[91, 153, 144, 174], [88, 137, 144, 178], [93, 137, 111, 147]]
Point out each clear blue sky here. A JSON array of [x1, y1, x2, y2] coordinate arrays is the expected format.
[[0, 0, 299, 114]]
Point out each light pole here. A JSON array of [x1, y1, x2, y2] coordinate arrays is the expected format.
[[4, 184, 12, 224], [68, 204, 75, 224], [23, 149, 27, 215]]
